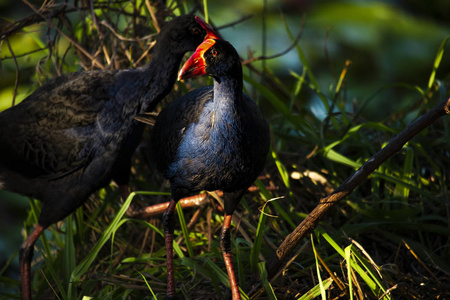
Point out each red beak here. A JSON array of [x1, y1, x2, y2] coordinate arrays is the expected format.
[[178, 39, 217, 80], [195, 16, 220, 40]]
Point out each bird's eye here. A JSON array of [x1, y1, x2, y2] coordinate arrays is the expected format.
[[211, 50, 218, 56], [192, 28, 200, 34]]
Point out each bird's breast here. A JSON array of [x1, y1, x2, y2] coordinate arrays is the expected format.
[[168, 109, 248, 190]]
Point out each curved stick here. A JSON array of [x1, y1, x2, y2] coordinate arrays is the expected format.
[[266, 97, 450, 280]]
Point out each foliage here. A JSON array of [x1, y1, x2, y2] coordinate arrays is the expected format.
[[1, 0, 450, 299]]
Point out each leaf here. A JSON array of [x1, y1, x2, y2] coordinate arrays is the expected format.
[[428, 36, 449, 90]]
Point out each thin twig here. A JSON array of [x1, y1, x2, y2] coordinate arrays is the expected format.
[[145, 0, 160, 33], [22, 0, 46, 23], [54, 26, 104, 69], [216, 14, 253, 30], [402, 240, 443, 286], [19, 0, 104, 69], [100, 20, 157, 42], [1, 4, 75, 39], [1, 3, 143, 40], [4, 37, 19, 106], [242, 13, 305, 65], [322, 59, 352, 133], [88, 0, 111, 66], [133, 41, 157, 68], [0, 46, 49, 60]]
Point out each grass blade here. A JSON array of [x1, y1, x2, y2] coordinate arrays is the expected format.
[[296, 277, 333, 300], [322, 233, 384, 297], [345, 245, 354, 300], [258, 262, 277, 300], [244, 73, 303, 130], [311, 235, 326, 299], [204, 260, 250, 300], [68, 191, 162, 296], [177, 201, 194, 257], [182, 257, 222, 297], [427, 36, 449, 90], [393, 145, 413, 200], [63, 215, 75, 300], [250, 200, 268, 273]]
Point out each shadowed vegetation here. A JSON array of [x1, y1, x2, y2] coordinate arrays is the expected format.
[[1, 0, 449, 299]]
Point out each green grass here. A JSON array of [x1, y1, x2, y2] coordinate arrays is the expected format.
[[1, 0, 450, 299]]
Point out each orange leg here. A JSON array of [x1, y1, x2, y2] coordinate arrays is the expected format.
[[220, 214, 241, 300], [163, 199, 178, 299], [19, 224, 45, 300]]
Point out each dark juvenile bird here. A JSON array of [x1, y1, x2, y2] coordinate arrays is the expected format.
[[0, 15, 218, 300], [144, 38, 270, 299]]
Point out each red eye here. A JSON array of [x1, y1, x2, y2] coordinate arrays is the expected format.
[[193, 28, 200, 34], [211, 50, 218, 56]]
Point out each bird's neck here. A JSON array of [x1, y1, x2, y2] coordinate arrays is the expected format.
[[213, 76, 243, 109], [204, 76, 244, 137], [138, 47, 185, 111], [113, 45, 184, 113]]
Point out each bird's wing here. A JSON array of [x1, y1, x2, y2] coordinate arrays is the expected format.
[[0, 71, 116, 180], [150, 86, 214, 173]]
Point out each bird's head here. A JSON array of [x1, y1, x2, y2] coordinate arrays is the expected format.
[[161, 15, 220, 53], [178, 39, 241, 81]]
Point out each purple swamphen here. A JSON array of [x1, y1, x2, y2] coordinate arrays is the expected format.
[[140, 38, 270, 299], [0, 15, 218, 300]]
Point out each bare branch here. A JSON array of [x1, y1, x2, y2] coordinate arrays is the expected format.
[[259, 97, 450, 287], [1, 5, 74, 39]]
